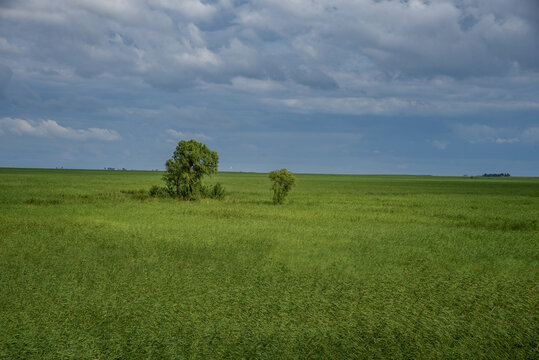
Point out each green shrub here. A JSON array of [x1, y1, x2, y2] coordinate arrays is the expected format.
[[211, 183, 226, 200], [149, 185, 171, 198], [131, 188, 149, 200], [269, 169, 296, 204], [201, 182, 226, 200]]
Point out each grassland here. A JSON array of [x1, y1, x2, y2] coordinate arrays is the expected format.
[[0, 168, 537, 359]]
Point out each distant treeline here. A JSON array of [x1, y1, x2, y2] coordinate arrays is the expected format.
[[482, 173, 510, 177], [103, 168, 160, 171]]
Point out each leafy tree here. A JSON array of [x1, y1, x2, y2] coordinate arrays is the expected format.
[[163, 139, 219, 199], [269, 169, 297, 204]]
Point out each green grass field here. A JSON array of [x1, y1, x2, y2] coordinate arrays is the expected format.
[[0, 168, 537, 359]]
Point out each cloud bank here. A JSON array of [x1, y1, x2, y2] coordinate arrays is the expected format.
[[1, 0, 538, 92]]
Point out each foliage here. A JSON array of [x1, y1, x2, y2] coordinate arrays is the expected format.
[[149, 185, 171, 198], [201, 182, 226, 200], [131, 189, 149, 200], [1, 168, 538, 359], [163, 139, 219, 199], [269, 168, 297, 204], [121, 188, 149, 200], [148, 183, 225, 200]]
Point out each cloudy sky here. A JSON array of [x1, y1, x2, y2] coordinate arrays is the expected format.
[[1, 0, 538, 175]]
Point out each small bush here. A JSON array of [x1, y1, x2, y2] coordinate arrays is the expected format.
[[211, 183, 226, 200], [131, 189, 149, 200], [269, 169, 296, 204], [201, 183, 226, 200], [149, 185, 171, 198], [146, 183, 225, 201], [122, 188, 150, 200], [24, 198, 62, 205]]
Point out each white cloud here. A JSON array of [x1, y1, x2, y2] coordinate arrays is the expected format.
[[455, 124, 539, 144], [265, 96, 426, 115], [495, 137, 519, 144], [263, 90, 539, 116], [0, 8, 65, 24], [174, 47, 220, 67], [0, 118, 120, 141], [231, 77, 284, 92], [166, 129, 211, 141], [455, 124, 503, 143], [0, 37, 24, 53], [521, 127, 539, 143], [76, 0, 140, 21], [432, 140, 449, 150], [149, 0, 217, 20]]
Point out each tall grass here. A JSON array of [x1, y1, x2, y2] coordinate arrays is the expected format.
[[0, 169, 537, 359]]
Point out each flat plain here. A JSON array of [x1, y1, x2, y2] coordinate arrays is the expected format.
[[0, 168, 537, 359]]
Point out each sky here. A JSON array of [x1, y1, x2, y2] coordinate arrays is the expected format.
[[0, 0, 538, 175]]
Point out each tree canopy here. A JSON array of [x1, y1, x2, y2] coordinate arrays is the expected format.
[[163, 139, 218, 199]]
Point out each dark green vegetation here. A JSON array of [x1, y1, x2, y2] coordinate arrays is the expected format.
[[163, 140, 219, 200], [269, 168, 297, 204], [1, 168, 538, 359]]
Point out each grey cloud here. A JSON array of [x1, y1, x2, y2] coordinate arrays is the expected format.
[[0, 64, 12, 99], [289, 66, 339, 90], [237, 0, 539, 77], [0, 0, 538, 113], [4, 0, 533, 91]]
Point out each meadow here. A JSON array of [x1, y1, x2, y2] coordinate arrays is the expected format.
[[0, 168, 537, 359]]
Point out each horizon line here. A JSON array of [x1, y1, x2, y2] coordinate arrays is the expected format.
[[0, 167, 535, 178]]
